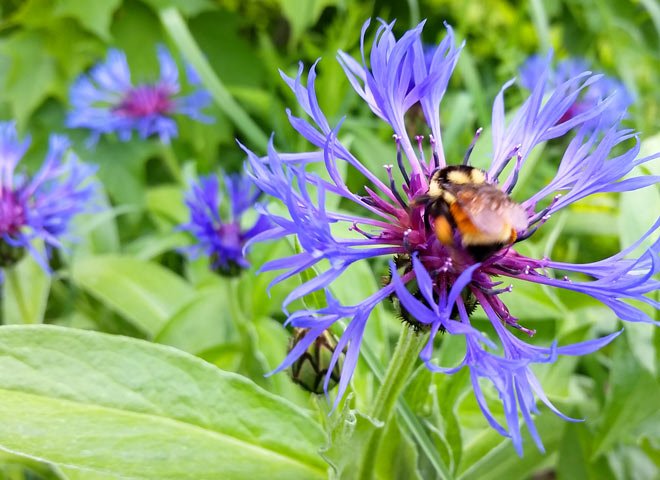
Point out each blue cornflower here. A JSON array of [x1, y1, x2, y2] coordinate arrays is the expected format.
[[67, 46, 212, 145], [520, 55, 633, 130], [0, 122, 97, 271], [179, 172, 270, 276], [244, 19, 660, 453]]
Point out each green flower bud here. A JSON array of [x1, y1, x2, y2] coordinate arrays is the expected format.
[[289, 328, 343, 394]]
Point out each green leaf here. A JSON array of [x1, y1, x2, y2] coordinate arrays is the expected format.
[[57, 465, 122, 480], [154, 286, 231, 355], [373, 418, 424, 480], [0, 325, 327, 479], [557, 420, 617, 480], [592, 336, 660, 458], [110, 0, 163, 77], [321, 398, 383, 480], [188, 10, 265, 89], [146, 184, 188, 226], [618, 164, 660, 257], [2, 252, 50, 325], [54, 0, 123, 41], [458, 413, 563, 480], [0, 30, 57, 126], [72, 255, 195, 336], [88, 139, 157, 210], [275, 0, 340, 45]]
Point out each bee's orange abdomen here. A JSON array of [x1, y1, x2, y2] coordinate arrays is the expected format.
[[449, 203, 480, 235], [508, 228, 517, 243], [433, 215, 454, 245]]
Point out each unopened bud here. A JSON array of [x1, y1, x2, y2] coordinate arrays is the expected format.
[[289, 328, 343, 394]]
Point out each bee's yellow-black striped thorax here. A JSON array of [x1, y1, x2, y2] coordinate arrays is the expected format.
[[422, 165, 522, 260]]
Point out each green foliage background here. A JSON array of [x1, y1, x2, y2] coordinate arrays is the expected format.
[[0, 0, 658, 479]]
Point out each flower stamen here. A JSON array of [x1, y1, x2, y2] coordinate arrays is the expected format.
[[463, 127, 483, 166], [384, 165, 408, 209], [392, 135, 411, 186]]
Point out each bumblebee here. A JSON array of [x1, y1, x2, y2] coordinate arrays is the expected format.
[[417, 165, 529, 261]]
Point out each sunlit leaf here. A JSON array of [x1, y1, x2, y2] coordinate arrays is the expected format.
[[0, 325, 327, 480]]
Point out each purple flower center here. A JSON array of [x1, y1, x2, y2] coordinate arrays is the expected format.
[[114, 85, 173, 118], [0, 187, 26, 236], [558, 101, 587, 124], [217, 222, 242, 252]]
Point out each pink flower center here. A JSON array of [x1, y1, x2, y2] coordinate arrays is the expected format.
[[217, 222, 242, 251], [0, 187, 26, 236], [114, 85, 173, 118]]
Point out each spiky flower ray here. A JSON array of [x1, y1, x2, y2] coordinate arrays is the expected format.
[[519, 55, 633, 131], [0, 122, 97, 272], [245, 19, 660, 453]]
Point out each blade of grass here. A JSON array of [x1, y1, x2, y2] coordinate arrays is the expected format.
[[158, 7, 269, 149], [529, 0, 551, 52]]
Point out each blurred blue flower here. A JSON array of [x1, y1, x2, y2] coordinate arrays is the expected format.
[[179, 172, 270, 276], [0, 122, 97, 271], [67, 46, 212, 145], [244, 19, 659, 453], [520, 55, 633, 130]]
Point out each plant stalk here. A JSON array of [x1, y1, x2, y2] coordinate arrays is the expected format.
[[357, 326, 427, 480]]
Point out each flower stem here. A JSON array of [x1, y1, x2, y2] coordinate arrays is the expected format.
[[357, 326, 427, 480], [371, 326, 426, 420], [360, 341, 453, 479], [5, 266, 30, 324], [160, 144, 182, 182]]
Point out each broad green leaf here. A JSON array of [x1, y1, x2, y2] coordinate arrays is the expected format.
[[125, 231, 188, 261], [54, 0, 123, 41], [154, 286, 231, 355], [146, 184, 187, 227], [69, 192, 124, 258], [72, 255, 195, 336], [0, 30, 57, 126], [0, 325, 327, 480], [57, 465, 122, 480], [0, 450, 56, 479], [2, 252, 50, 325]]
